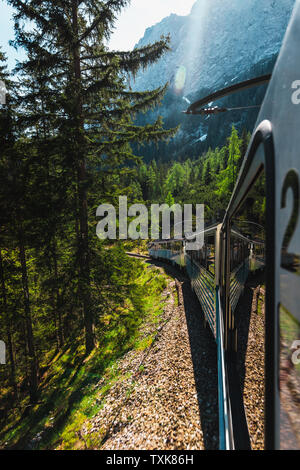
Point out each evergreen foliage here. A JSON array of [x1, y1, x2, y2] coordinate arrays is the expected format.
[[134, 125, 252, 223], [0, 0, 176, 417]]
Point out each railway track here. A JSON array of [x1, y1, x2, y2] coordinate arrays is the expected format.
[[126, 254, 265, 449], [125, 252, 151, 260], [146, 254, 265, 450], [84, 256, 219, 450]]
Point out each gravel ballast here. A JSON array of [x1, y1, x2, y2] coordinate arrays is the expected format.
[[83, 260, 219, 450]]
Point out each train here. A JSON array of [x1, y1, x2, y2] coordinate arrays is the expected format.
[[149, 225, 264, 339], [149, 0, 300, 451], [149, 224, 265, 449]]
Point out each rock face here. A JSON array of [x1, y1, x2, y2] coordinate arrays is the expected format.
[[132, 0, 295, 161]]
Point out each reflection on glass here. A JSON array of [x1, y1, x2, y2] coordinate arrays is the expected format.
[[281, 170, 300, 275], [279, 305, 300, 449], [279, 168, 300, 449], [232, 171, 266, 450], [189, 233, 215, 276]]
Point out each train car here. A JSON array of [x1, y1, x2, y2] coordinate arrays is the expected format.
[[150, 1, 300, 451], [148, 223, 260, 448], [149, 239, 185, 268], [185, 224, 218, 335], [229, 228, 251, 314]]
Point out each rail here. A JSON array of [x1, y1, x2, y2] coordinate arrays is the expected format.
[[216, 287, 234, 450]]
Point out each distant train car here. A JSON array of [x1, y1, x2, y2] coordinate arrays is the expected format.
[[149, 224, 256, 340], [185, 224, 218, 334], [148, 223, 261, 449], [149, 239, 185, 268]]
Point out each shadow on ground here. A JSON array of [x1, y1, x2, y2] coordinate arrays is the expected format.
[[235, 271, 265, 392], [146, 258, 219, 450]]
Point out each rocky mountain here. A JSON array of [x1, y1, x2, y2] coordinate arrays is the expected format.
[[132, 0, 295, 161]]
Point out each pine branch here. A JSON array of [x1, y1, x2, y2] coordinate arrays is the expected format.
[[78, 0, 130, 44]]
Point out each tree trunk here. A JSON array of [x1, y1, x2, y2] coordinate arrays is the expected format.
[[18, 231, 39, 403], [72, 0, 95, 354], [0, 249, 18, 402], [52, 240, 64, 348]]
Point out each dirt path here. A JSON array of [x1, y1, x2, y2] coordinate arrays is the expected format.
[[82, 259, 218, 450]]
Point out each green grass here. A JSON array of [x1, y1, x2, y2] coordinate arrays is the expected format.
[[122, 240, 149, 255], [0, 262, 169, 450]]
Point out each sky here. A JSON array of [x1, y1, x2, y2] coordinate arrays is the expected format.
[[108, 0, 196, 51], [0, 0, 196, 70]]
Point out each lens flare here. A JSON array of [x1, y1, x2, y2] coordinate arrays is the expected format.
[[174, 66, 186, 94]]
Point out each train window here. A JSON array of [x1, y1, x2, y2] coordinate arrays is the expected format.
[[279, 169, 300, 449], [199, 233, 215, 276], [279, 304, 300, 448], [231, 170, 266, 450], [230, 148, 300, 449]]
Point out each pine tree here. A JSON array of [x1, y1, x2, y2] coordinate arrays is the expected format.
[[203, 160, 212, 185], [8, 0, 177, 354], [240, 128, 251, 171], [215, 126, 242, 201], [0, 50, 25, 403], [228, 125, 241, 191], [165, 191, 175, 207]]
